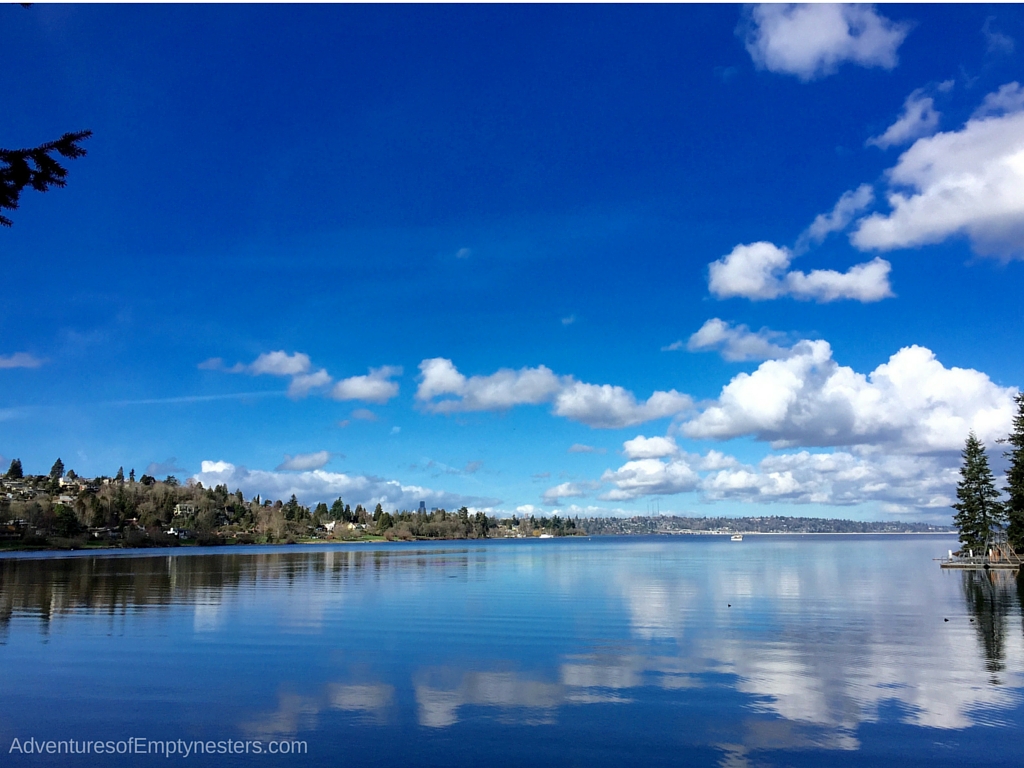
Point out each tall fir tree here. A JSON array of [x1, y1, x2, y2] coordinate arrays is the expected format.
[[6, 458, 23, 479], [1002, 392, 1024, 553], [952, 432, 1005, 554]]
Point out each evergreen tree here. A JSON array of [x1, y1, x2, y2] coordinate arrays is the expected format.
[[1003, 392, 1024, 553], [49, 458, 64, 480], [115, 466, 124, 483], [6, 458, 23, 479], [330, 498, 345, 520], [284, 494, 299, 521], [129, 468, 136, 483], [952, 432, 1005, 554], [313, 502, 329, 523]]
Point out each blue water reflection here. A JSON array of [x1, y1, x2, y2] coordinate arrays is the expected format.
[[1, 536, 1021, 766]]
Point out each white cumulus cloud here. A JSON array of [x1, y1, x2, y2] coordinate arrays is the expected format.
[[700, 450, 957, 509], [687, 318, 793, 362], [597, 445, 959, 511], [708, 242, 893, 303], [288, 369, 332, 398], [542, 482, 595, 505], [193, 460, 498, 510], [743, 4, 909, 81], [250, 351, 311, 377], [330, 366, 402, 404], [275, 451, 332, 472], [600, 457, 701, 501], [416, 358, 561, 413], [553, 382, 691, 429], [853, 86, 1024, 258], [417, 358, 690, 429], [867, 89, 941, 150], [681, 340, 1016, 453], [621, 435, 679, 460]]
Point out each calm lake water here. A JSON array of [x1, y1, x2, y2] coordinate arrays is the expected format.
[[1, 535, 1022, 767]]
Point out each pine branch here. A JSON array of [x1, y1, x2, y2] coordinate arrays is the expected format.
[[0, 129, 92, 227]]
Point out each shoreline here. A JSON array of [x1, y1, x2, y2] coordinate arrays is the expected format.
[[0, 530, 958, 560]]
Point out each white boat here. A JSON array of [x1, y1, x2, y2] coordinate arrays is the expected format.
[[731, 534, 743, 541]]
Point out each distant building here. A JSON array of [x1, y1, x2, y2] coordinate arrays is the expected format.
[[418, 501, 426, 513], [173, 503, 197, 517]]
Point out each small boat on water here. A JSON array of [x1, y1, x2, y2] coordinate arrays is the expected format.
[[731, 534, 743, 541]]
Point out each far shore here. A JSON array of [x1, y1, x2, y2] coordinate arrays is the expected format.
[[0, 529, 958, 558]]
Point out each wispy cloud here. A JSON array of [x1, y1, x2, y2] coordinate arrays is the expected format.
[[795, 184, 875, 253], [866, 89, 941, 150], [276, 451, 333, 471], [200, 352, 401, 403], [542, 481, 599, 505], [0, 352, 44, 369], [145, 457, 186, 476], [568, 443, 606, 454], [104, 391, 286, 406], [983, 16, 1015, 54]]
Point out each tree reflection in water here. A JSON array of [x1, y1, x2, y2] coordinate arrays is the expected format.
[[961, 569, 1020, 684]]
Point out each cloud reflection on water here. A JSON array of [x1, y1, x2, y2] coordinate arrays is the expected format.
[[2, 540, 1023, 761], [243, 681, 396, 738], [609, 542, 1024, 737]]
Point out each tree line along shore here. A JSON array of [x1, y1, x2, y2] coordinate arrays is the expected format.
[[2, 457, 950, 551]]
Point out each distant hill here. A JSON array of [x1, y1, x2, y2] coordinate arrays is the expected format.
[[580, 515, 953, 535]]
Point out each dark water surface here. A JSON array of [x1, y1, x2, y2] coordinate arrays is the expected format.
[[1, 535, 1022, 767]]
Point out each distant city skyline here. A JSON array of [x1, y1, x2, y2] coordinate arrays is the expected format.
[[2, 4, 1023, 522]]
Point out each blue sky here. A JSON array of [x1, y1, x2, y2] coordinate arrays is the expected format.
[[3, 3, 1024, 521]]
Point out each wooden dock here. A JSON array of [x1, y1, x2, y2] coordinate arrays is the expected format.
[[940, 545, 1022, 571]]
